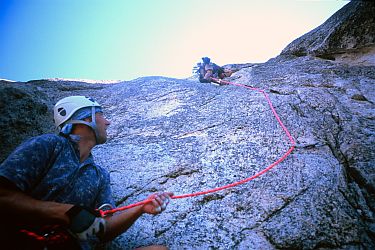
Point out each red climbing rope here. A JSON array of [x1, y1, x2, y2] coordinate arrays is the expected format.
[[19, 225, 72, 245], [100, 78, 295, 216]]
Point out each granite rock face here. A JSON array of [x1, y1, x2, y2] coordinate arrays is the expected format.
[[0, 1, 374, 249], [92, 56, 374, 249]]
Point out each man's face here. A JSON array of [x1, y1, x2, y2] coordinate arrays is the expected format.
[[95, 112, 110, 144]]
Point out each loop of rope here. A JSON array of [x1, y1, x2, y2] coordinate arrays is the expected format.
[[19, 225, 71, 244], [101, 79, 295, 216]]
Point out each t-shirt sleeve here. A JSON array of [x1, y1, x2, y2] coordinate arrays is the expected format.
[[0, 135, 58, 192]]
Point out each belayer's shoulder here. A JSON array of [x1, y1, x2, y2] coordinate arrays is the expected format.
[[33, 133, 63, 140], [24, 133, 68, 146]]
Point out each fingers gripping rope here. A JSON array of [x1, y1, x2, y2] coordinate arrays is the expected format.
[[101, 79, 295, 216]]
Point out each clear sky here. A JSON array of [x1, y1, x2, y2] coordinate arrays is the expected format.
[[0, 0, 349, 82]]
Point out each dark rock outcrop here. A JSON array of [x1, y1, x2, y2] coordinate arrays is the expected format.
[[281, 1, 375, 65], [0, 1, 374, 249], [0, 81, 54, 162]]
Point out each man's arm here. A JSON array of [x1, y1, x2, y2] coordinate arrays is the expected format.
[[102, 192, 173, 241], [1, 177, 173, 242], [0, 177, 73, 226]]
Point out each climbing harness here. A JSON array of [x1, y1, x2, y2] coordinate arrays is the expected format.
[[19, 204, 113, 246], [18, 225, 80, 249], [99, 78, 296, 216]]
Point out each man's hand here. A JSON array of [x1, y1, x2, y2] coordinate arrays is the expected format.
[[142, 192, 173, 215], [66, 205, 106, 240]]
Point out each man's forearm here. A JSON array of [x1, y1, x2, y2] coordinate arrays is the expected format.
[[102, 205, 144, 241], [0, 187, 73, 226]]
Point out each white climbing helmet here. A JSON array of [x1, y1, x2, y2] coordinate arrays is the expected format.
[[53, 96, 101, 129]]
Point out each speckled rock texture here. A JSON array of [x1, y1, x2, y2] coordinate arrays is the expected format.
[[0, 1, 373, 249]]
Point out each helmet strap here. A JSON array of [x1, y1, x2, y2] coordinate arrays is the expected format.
[[67, 107, 100, 144]]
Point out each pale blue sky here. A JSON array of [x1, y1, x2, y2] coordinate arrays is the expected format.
[[0, 0, 349, 82]]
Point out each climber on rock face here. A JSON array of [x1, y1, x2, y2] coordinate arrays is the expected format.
[[195, 57, 233, 85], [0, 95, 173, 250]]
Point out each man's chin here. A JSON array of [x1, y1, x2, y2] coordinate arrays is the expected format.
[[97, 136, 107, 145]]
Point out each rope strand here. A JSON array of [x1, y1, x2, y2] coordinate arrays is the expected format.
[[101, 79, 295, 216]]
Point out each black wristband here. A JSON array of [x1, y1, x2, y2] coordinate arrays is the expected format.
[[65, 205, 100, 233], [66, 205, 83, 219]]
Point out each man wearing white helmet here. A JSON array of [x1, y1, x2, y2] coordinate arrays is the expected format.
[[0, 96, 172, 250]]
